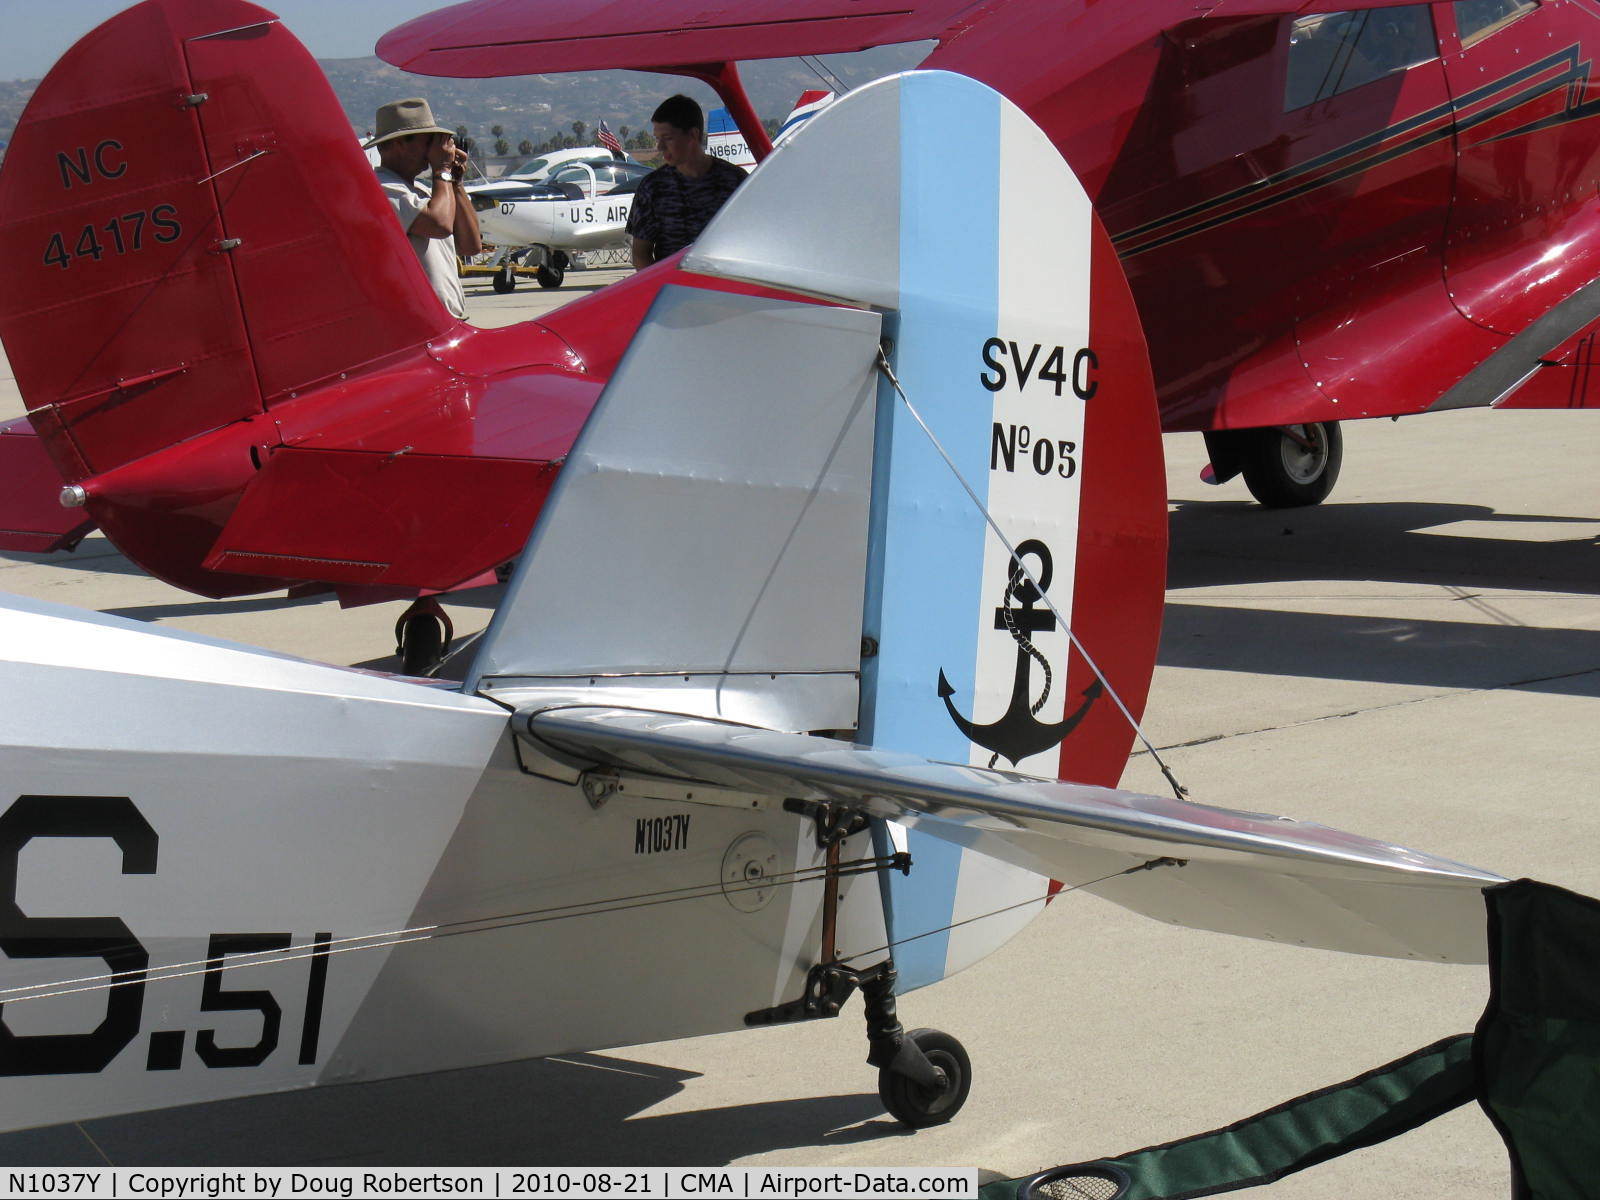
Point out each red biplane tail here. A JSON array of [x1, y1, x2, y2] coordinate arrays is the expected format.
[[0, 0, 452, 485]]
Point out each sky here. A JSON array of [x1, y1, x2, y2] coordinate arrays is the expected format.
[[3, 2, 453, 81]]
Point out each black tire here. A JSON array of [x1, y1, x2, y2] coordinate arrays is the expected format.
[[399, 613, 448, 676], [878, 1028, 971, 1128], [536, 263, 565, 289], [552, 250, 572, 270], [492, 268, 517, 294], [1239, 421, 1342, 507]]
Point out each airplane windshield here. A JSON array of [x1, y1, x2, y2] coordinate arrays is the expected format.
[[549, 161, 651, 190], [508, 157, 552, 178], [1285, 6, 1436, 110], [1455, 0, 1537, 47]]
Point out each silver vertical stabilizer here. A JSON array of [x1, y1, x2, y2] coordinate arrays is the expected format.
[[468, 285, 880, 732]]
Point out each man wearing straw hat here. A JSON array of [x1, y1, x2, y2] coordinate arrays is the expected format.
[[366, 98, 482, 319]]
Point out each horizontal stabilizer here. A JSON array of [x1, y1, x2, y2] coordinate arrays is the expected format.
[[206, 447, 559, 590], [520, 706, 1502, 963], [0, 419, 94, 552]]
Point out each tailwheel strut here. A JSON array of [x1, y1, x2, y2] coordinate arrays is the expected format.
[[394, 596, 455, 676], [745, 805, 970, 1128]]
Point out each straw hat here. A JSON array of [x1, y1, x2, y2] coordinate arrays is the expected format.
[[364, 98, 454, 148]]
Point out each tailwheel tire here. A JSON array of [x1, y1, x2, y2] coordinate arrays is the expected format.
[[536, 263, 565, 289], [395, 601, 454, 677], [492, 267, 517, 294], [1240, 421, 1342, 508], [879, 1028, 971, 1128]]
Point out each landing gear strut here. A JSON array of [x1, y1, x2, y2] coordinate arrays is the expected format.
[[746, 804, 971, 1128], [748, 958, 972, 1127], [395, 597, 454, 676]]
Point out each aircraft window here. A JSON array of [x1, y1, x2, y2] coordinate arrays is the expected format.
[[551, 161, 650, 189], [1284, 6, 1436, 110], [1454, 0, 1536, 46], [509, 157, 551, 178]]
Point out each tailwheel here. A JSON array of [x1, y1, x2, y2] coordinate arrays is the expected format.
[[740, 804, 967, 1130], [1239, 421, 1342, 507], [394, 597, 455, 676], [878, 1028, 971, 1128]]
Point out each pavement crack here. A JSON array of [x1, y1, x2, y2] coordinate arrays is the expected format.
[[1133, 663, 1600, 755]]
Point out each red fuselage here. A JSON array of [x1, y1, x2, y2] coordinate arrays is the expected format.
[[926, 0, 1600, 429]]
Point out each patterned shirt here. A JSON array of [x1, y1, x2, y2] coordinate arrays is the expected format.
[[626, 158, 747, 260]]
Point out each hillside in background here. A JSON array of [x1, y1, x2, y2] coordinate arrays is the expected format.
[[0, 44, 930, 156]]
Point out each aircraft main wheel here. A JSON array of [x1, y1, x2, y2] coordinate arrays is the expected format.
[[1240, 421, 1342, 508], [493, 267, 517, 294], [536, 264, 565, 289], [879, 1029, 971, 1128]]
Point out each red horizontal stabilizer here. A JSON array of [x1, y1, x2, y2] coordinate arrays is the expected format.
[[0, 418, 96, 552], [205, 447, 560, 591], [0, 0, 451, 480], [378, 0, 974, 76], [202, 358, 598, 591]]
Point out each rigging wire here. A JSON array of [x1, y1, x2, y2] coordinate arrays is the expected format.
[[800, 54, 848, 95], [835, 854, 1187, 966], [874, 347, 1190, 800], [0, 854, 905, 1007]]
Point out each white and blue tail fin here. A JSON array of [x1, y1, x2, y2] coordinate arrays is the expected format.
[[473, 71, 1167, 990], [706, 89, 835, 170]]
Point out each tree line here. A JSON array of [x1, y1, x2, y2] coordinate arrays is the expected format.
[[454, 115, 785, 160], [454, 119, 654, 159]]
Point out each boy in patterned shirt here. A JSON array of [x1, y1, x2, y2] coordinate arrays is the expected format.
[[628, 94, 747, 269]]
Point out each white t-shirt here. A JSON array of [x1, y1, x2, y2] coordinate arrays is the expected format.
[[375, 166, 468, 319]]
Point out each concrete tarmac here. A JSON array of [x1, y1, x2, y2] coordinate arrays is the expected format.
[[0, 268, 1597, 1195]]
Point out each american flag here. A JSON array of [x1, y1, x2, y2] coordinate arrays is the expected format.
[[598, 120, 624, 158]]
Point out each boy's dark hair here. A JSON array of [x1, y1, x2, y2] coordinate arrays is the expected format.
[[651, 94, 704, 135]]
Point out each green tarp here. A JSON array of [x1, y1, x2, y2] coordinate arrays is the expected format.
[[980, 879, 1600, 1200]]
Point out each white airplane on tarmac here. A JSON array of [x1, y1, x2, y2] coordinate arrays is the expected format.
[[468, 156, 650, 290], [472, 93, 835, 292], [0, 18, 1501, 1136]]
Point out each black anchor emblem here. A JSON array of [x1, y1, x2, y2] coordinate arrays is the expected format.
[[937, 538, 1102, 768]]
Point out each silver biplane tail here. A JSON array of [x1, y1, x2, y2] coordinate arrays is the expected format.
[[0, 70, 1499, 1137]]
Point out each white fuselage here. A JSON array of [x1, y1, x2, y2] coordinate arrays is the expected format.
[[477, 189, 634, 253]]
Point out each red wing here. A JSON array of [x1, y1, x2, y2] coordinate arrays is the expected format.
[[377, 0, 979, 75], [205, 364, 600, 591], [378, 0, 1435, 77], [0, 418, 95, 553]]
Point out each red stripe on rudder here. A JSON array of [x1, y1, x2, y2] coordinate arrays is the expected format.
[[1054, 219, 1166, 792], [181, 13, 454, 405]]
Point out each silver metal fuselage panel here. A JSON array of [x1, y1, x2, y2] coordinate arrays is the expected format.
[[0, 596, 883, 1131]]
